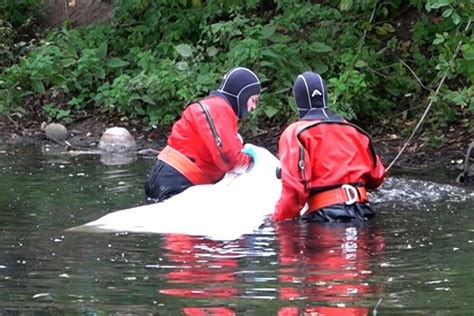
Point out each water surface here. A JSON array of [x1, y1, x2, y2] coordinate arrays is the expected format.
[[0, 145, 473, 314]]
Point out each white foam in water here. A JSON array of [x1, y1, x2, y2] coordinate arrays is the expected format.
[[69, 144, 282, 240], [371, 177, 474, 205]]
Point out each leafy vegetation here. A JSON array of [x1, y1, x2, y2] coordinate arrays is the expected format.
[[0, 0, 472, 134]]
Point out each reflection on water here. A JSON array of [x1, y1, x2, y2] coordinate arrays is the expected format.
[[0, 145, 473, 314], [100, 152, 137, 166], [159, 234, 242, 299], [274, 222, 384, 314], [151, 223, 386, 315]]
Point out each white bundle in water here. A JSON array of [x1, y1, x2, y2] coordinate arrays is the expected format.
[[69, 144, 281, 240]]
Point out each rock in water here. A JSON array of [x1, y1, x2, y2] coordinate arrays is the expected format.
[[98, 127, 136, 153], [44, 123, 68, 141]]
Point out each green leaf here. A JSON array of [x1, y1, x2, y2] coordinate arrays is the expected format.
[[96, 67, 105, 79], [175, 44, 193, 58], [17, 90, 34, 99], [128, 94, 142, 103], [56, 109, 71, 120], [96, 42, 108, 59], [442, 7, 453, 17], [451, 12, 460, 25], [68, 96, 84, 106], [176, 61, 189, 70], [310, 42, 333, 53], [386, 86, 401, 97], [375, 23, 395, 35], [260, 60, 278, 69], [264, 105, 279, 118], [30, 72, 45, 81], [268, 33, 291, 44], [261, 25, 276, 39], [461, 44, 474, 60], [433, 33, 445, 45], [272, 87, 291, 95], [429, 0, 452, 9], [339, 0, 353, 11], [141, 95, 156, 105], [62, 58, 76, 67], [135, 105, 145, 115], [107, 57, 130, 68], [206, 46, 218, 57], [31, 80, 45, 94], [312, 59, 329, 74], [355, 60, 367, 68], [261, 48, 283, 59]]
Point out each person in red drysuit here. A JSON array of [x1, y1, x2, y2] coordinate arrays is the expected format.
[[272, 71, 386, 222], [145, 67, 261, 202]]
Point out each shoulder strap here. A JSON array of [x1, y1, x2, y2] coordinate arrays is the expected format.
[[197, 101, 229, 163]]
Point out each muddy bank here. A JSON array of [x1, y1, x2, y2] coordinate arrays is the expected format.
[[0, 114, 470, 177], [41, 0, 113, 29]]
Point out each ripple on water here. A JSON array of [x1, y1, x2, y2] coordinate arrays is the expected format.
[[371, 176, 474, 205]]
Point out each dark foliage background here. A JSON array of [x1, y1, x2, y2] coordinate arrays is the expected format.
[[0, 0, 472, 148]]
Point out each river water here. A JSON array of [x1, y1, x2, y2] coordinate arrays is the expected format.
[[0, 144, 473, 314]]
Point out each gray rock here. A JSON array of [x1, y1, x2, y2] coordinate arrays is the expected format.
[[44, 123, 68, 141], [98, 127, 136, 153]]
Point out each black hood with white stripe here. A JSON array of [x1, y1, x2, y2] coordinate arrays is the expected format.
[[213, 67, 261, 119], [293, 71, 328, 118]]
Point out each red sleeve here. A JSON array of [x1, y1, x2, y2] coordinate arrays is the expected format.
[[271, 123, 309, 221], [365, 154, 386, 189]]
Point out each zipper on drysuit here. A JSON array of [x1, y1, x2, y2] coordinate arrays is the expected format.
[[297, 138, 309, 191], [198, 101, 229, 163]]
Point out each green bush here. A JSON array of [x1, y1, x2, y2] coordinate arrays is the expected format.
[[0, 0, 42, 28], [0, 0, 472, 133]]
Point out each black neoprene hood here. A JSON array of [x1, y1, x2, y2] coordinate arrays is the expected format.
[[217, 67, 261, 119], [293, 71, 328, 117]]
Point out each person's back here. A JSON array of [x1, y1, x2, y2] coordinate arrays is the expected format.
[[272, 71, 385, 222], [296, 119, 383, 190], [145, 67, 261, 202], [167, 95, 242, 183]]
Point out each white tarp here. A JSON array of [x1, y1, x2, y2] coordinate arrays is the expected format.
[[69, 144, 282, 240]]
